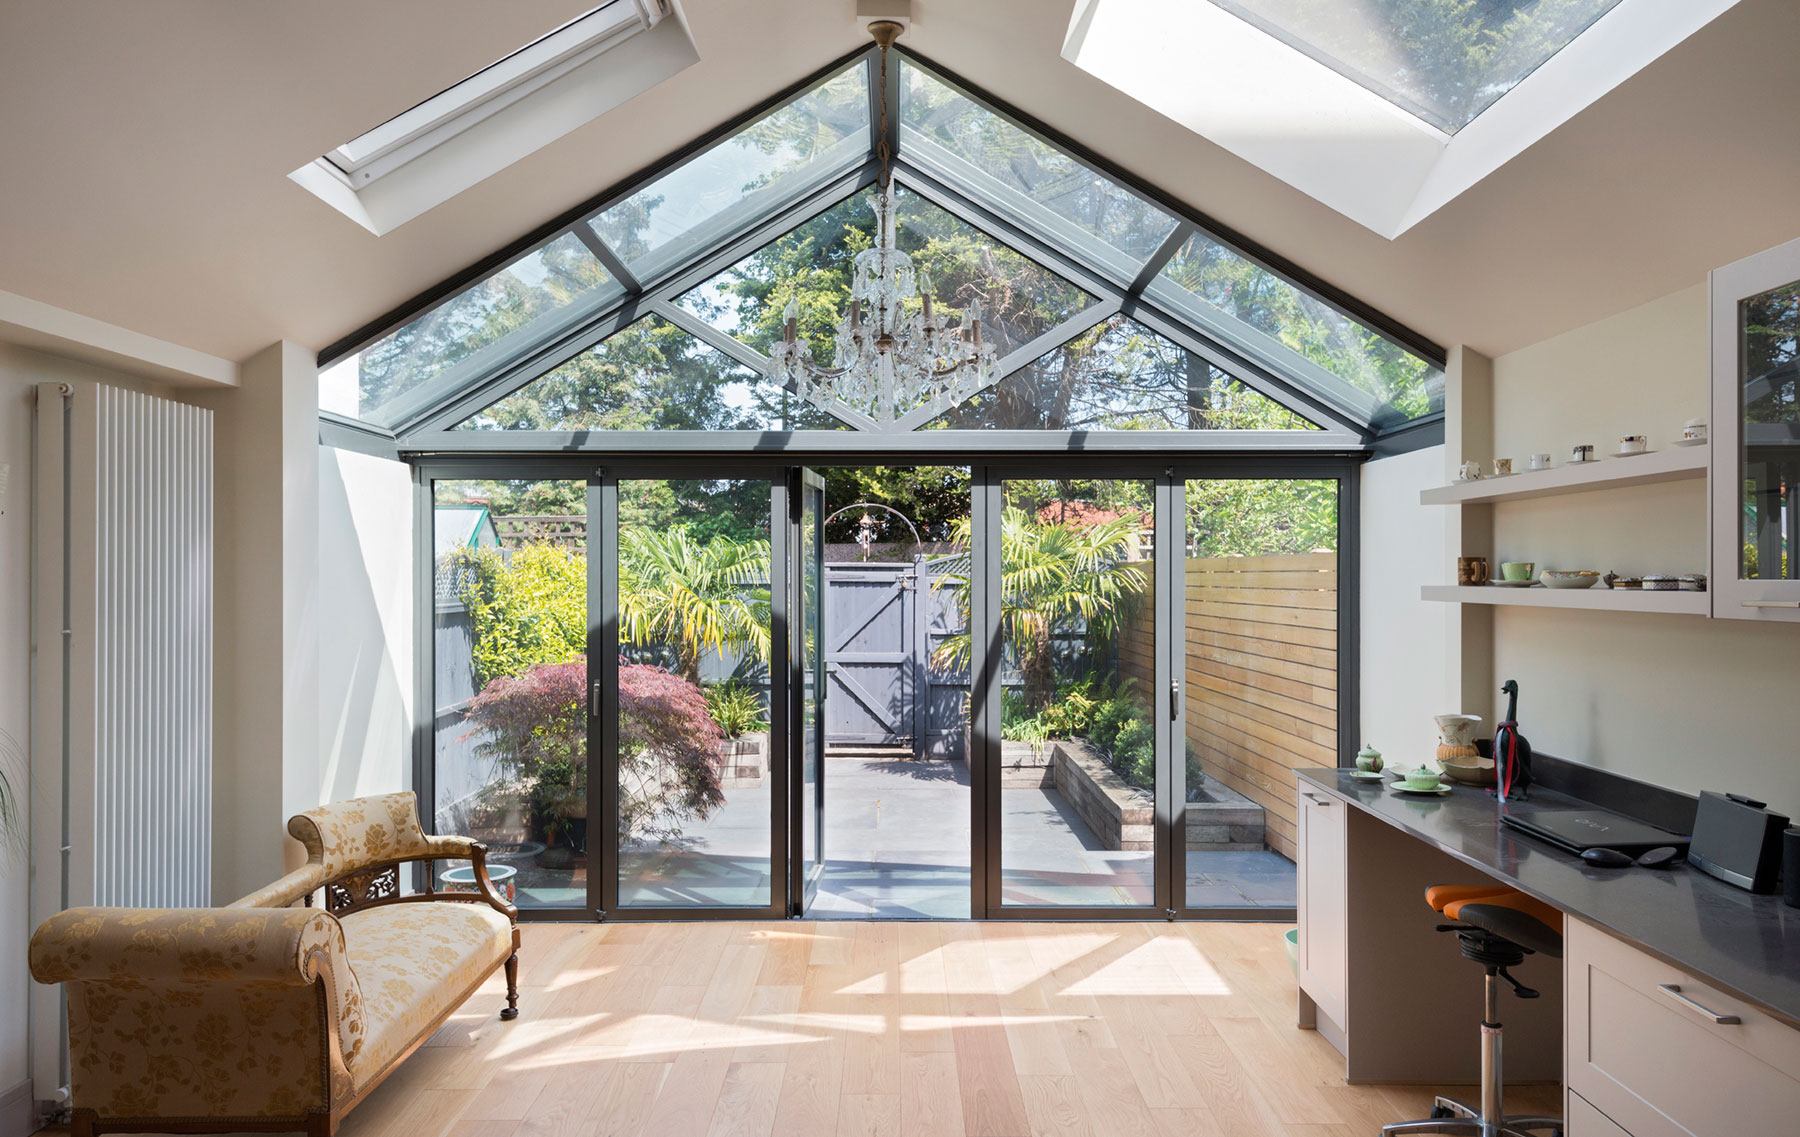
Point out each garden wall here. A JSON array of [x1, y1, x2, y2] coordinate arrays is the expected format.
[[1118, 551, 1338, 859]]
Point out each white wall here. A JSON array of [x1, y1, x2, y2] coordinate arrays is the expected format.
[[0, 346, 170, 1125], [1485, 285, 1800, 811], [1358, 444, 1454, 765], [317, 447, 414, 804], [191, 342, 321, 899]]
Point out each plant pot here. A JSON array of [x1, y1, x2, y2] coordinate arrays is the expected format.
[[537, 844, 577, 871]]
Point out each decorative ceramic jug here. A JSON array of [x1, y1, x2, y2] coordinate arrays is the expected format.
[[1355, 743, 1383, 773], [1434, 713, 1483, 762]]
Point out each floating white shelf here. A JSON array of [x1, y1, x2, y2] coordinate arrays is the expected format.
[[1421, 585, 1710, 615], [1419, 445, 1707, 505]]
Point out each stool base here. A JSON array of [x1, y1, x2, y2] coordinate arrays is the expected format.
[[1380, 1096, 1562, 1137]]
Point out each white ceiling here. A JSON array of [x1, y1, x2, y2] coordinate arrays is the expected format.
[[1, 0, 1796, 369]]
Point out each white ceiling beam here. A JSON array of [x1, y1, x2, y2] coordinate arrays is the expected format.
[[0, 289, 239, 387]]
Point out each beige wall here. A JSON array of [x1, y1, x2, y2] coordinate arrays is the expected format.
[[1357, 286, 1800, 814]]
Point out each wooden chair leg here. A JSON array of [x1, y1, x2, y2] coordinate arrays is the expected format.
[[70, 1110, 96, 1137], [500, 952, 520, 1020], [305, 1111, 335, 1137]]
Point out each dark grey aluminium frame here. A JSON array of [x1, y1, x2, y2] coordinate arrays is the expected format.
[[410, 448, 1359, 924], [321, 41, 1445, 449]]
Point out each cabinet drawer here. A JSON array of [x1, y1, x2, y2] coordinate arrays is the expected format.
[[1567, 918, 1800, 1137], [1567, 1090, 1631, 1137]]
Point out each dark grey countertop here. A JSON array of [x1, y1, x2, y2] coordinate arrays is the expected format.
[[1297, 768, 1800, 1030]]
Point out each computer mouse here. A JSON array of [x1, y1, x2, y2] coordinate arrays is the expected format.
[[1635, 846, 1681, 869], [1580, 847, 1634, 868]]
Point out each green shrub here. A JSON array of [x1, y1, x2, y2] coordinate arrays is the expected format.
[[705, 681, 768, 739], [1086, 696, 1136, 755], [1112, 719, 1155, 790]]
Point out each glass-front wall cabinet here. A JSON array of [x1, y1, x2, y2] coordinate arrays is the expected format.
[[1712, 235, 1800, 619]]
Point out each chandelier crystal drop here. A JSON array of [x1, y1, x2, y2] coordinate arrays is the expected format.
[[765, 21, 998, 428]]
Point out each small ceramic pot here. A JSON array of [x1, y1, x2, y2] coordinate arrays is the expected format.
[[1457, 460, 1483, 482], [1682, 418, 1707, 441], [1572, 444, 1596, 462], [1434, 714, 1483, 760], [1618, 435, 1647, 455], [1355, 743, 1383, 773], [1529, 453, 1552, 470], [1492, 457, 1513, 476]]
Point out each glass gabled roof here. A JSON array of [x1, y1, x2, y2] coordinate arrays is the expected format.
[[321, 49, 1445, 440]]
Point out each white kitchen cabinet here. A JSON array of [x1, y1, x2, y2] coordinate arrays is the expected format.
[[1295, 777, 1347, 1036]]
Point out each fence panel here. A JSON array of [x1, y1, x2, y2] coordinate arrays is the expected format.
[[1118, 551, 1337, 859]]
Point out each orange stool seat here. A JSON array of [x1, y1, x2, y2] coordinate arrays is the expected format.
[[1426, 884, 1563, 959]]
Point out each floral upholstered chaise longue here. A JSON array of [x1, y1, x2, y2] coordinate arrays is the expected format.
[[29, 791, 520, 1137]]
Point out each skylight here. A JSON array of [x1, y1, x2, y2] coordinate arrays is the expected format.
[[1065, 0, 1742, 237], [1207, 0, 1624, 135], [291, 1, 699, 236]]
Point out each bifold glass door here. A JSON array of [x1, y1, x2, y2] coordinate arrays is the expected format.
[[430, 462, 1340, 921]]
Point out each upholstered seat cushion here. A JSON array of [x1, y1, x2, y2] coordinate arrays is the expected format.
[[338, 902, 513, 1081]]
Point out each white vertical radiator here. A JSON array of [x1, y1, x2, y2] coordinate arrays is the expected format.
[[30, 381, 213, 1103]]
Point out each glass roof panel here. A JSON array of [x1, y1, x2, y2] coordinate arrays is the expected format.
[[897, 59, 1178, 283], [590, 63, 871, 283], [925, 314, 1319, 431], [677, 184, 1096, 367], [1206, 0, 1624, 135], [1147, 232, 1442, 423], [325, 231, 621, 429], [455, 314, 849, 432]]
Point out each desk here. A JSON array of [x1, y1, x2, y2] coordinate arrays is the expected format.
[[1292, 768, 1800, 1090]]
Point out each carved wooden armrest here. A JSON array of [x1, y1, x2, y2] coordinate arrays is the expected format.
[[318, 841, 517, 923]]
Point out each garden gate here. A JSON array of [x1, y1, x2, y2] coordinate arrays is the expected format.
[[822, 554, 967, 758]]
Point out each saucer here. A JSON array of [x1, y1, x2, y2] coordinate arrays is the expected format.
[[1390, 783, 1453, 797], [1610, 449, 1652, 459], [1492, 579, 1537, 588], [1672, 437, 1707, 447], [1351, 770, 1386, 781]]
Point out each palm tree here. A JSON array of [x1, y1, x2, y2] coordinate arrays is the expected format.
[[618, 526, 772, 684], [934, 505, 1146, 706]]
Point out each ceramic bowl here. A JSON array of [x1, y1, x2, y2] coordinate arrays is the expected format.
[[1440, 755, 1497, 786], [1539, 570, 1601, 590]]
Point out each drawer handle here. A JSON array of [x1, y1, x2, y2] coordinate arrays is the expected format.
[[1657, 984, 1741, 1024], [1301, 791, 1333, 806], [1741, 600, 1800, 608]]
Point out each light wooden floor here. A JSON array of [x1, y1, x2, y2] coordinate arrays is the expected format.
[[335, 921, 1559, 1137]]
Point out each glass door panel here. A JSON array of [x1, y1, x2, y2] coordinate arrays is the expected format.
[[431, 478, 590, 911], [1178, 478, 1339, 912], [997, 478, 1157, 907], [614, 476, 776, 909], [793, 469, 826, 912]]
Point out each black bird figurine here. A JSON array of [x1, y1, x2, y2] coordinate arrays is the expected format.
[[1494, 679, 1533, 802]]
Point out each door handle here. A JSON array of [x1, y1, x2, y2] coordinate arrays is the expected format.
[[1170, 679, 1182, 720], [1657, 984, 1740, 1024], [590, 682, 602, 717], [1300, 791, 1333, 806]]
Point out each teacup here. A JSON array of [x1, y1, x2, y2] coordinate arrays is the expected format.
[[1403, 768, 1442, 791], [1500, 561, 1535, 581], [1572, 444, 1595, 463], [1618, 435, 1647, 455], [1529, 453, 1552, 470], [1493, 457, 1513, 476], [1456, 460, 1483, 482]]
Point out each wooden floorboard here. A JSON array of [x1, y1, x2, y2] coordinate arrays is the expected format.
[[61, 921, 1562, 1137]]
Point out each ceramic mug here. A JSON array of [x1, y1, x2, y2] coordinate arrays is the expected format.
[[1618, 435, 1647, 455], [1493, 457, 1513, 476], [1456, 460, 1483, 482], [1529, 453, 1552, 470], [1683, 418, 1707, 441], [1572, 444, 1596, 463], [1501, 561, 1534, 581], [1456, 556, 1490, 585]]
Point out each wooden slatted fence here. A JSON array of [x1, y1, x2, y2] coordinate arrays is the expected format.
[[1117, 551, 1337, 859]]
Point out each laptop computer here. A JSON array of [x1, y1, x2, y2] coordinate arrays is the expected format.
[[1501, 802, 1690, 856]]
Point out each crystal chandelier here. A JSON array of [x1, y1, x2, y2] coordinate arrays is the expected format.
[[766, 20, 998, 428]]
